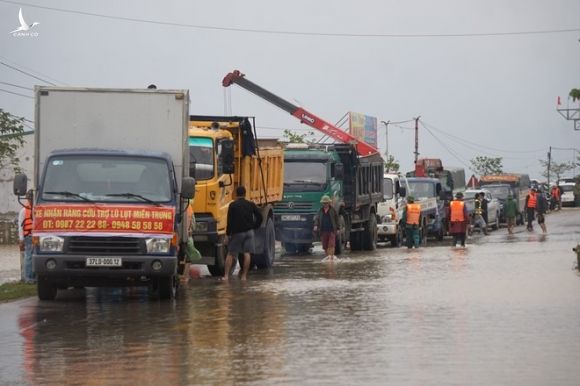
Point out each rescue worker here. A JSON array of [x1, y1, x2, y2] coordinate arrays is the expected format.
[[504, 193, 518, 235], [550, 185, 561, 211], [472, 193, 489, 235], [18, 190, 34, 283], [536, 188, 548, 234], [448, 192, 469, 248], [525, 188, 537, 231], [402, 196, 421, 249]]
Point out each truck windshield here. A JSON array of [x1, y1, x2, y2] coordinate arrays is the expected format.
[[485, 186, 511, 200], [383, 179, 394, 200], [41, 155, 172, 203], [284, 161, 326, 192], [408, 181, 436, 199], [189, 137, 214, 180]]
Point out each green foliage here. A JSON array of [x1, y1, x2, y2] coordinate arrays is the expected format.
[[282, 129, 314, 143], [384, 154, 400, 173], [0, 109, 25, 172], [470, 156, 503, 176], [0, 281, 36, 302], [570, 89, 580, 102], [539, 159, 574, 181]]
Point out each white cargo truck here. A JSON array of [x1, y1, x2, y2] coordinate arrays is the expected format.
[[13, 87, 195, 300], [377, 173, 407, 247]]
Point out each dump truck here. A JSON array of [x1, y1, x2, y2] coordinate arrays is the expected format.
[[13, 87, 195, 300], [222, 70, 384, 252], [188, 115, 284, 276]]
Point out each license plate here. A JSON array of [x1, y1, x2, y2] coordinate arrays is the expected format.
[[86, 257, 122, 267], [281, 215, 301, 221]]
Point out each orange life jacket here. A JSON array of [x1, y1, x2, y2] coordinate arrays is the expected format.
[[551, 187, 560, 199], [406, 203, 421, 225], [22, 204, 33, 237], [450, 200, 465, 222], [527, 191, 537, 208]]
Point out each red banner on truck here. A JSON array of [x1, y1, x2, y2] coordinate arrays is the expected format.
[[33, 204, 175, 235]]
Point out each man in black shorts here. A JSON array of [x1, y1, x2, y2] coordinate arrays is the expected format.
[[535, 188, 548, 234], [223, 185, 263, 281]]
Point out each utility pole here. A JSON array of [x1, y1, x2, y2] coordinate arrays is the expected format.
[[414, 116, 421, 163], [547, 146, 552, 186], [381, 120, 389, 161]]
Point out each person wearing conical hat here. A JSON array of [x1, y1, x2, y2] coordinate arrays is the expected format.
[[314, 195, 340, 260]]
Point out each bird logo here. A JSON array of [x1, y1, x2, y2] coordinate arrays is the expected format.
[[9, 8, 39, 35]]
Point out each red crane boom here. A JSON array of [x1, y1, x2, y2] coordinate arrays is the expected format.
[[222, 70, 378, 156]]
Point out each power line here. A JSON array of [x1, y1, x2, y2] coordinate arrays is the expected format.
[[0, 55, 65, 86], [0, 87, 33, 99], [1, 0, 579, 38], [0, 61, 57, 86], [0, 81, 33, 90], [422, 124, 473, 170]]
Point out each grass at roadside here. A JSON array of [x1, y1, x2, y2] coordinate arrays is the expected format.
[[0, 282, 36, 302]]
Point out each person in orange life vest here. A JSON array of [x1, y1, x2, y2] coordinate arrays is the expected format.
[[525, 188, 537, 231], [402, 196, 422, 249], [18, 190, 35, 283], [447, 192, 469, 248], [550, 185, 561, 211], [313, 195, 340, 260]]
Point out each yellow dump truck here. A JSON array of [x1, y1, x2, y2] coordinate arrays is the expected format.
[[188, 115, 284, 276]]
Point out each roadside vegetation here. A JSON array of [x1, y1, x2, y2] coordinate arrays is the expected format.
[[0, 281, 36, 302]]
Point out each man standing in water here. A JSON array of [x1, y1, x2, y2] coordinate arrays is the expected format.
[[448, 192, 469, 248], [313, 195, 340, 260], [223, 185, 262, 281], [402, 196, 422, 249], [504, 193, 518, 235], [535, 188, 548, 234]]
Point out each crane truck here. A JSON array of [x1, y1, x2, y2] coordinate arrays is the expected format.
[[222, 70, 384, 252]]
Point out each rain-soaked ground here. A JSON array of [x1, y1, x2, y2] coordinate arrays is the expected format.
[[0, 209, 579, 385]]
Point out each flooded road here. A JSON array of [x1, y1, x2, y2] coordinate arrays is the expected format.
[[1, 209, 579, 385]]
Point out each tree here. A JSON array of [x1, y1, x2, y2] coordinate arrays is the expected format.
[[384, 155, 400, 173], [282, 129, 314, 143], [570, 88, 580, 102], [539, 159, 574, 182], [0, 109, 25, 172], [470, 156, 503, 176]]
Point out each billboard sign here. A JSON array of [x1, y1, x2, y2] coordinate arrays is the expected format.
[[348, 112, 377, 148]]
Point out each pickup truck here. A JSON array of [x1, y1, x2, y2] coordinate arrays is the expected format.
[[463, 188, 501, 230]]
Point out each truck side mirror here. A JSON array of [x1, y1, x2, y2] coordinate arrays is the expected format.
[[436, 183, 442, 195], [181, 177, 196, 199], [399, 186, 407, 197], [334, 163, 344, 179], [13, 173, 28, 196], [221, 139, 235, 174]]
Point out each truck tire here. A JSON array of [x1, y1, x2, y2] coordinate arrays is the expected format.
[[253, 217, 275, 269], [363, 214, 378, 251], [207, 235, 227, 277], [158, 275, 177, 300], [390, 225, 404, 247], [37, 277, 57, 301], [494, 213, 500, 230]]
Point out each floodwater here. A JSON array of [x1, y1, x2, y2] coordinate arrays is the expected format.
[[1, 209, 579, 385]]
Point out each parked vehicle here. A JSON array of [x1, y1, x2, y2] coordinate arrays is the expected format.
[[479, 174, 530, 225], [463, 188, 501, 230], [559, 182, 576, 207], [406, 177, 447, 241], [188, 116, 284, 276], [377, 173, 407, 247], [477, 183, 512, 222], [222, 70, 384, 252], [13, 87, 195, 300]]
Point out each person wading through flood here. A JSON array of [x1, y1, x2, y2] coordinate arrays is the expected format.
[[402, 196, 422, 249], [504, 193, 518, 235], [525, 188, 537, 231], [472, 193, 489, 235], [223, 185, 262, 281], [535, 188, 548, 234], [18, 190, 34, 283], [313, 195, 341, 261], [448, 192, 469, 248]]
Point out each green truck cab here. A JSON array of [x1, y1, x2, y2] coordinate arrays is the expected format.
[[274, 143, 383, 254]]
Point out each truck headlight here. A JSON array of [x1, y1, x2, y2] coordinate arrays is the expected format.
[[39, 236, 64, 252], [193, 222, 208, 232], [146, 238, 171, 254]]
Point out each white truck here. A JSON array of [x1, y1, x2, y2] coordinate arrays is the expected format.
[[13, 87, 195, 300], [377, 173, 407, 247]]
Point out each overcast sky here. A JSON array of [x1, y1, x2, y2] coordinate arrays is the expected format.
[[1, 0, 579, 180]]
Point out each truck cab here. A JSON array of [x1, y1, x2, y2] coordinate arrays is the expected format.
[[377, 173, 407, 247], [406, 177, 447, 241], [273, 144, 344, 254]]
